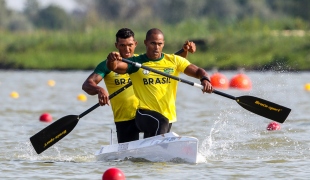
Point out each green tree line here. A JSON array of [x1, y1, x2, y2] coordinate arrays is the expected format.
[[1, 0, 310, 31], [0, 0, 310, 70]]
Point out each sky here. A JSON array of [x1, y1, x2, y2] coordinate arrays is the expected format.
[[5, 0, 79, 12]]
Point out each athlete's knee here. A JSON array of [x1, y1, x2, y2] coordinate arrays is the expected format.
[[158, 120, 170, 134]]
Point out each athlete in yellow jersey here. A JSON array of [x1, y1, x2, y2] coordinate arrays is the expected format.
[[106, 28, 213, 138], [82, 28, 196, 142]]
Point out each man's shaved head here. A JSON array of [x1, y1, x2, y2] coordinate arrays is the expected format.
[[146, 28, 164, 40]]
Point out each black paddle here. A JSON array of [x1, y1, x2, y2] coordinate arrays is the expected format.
[[30, 82, 132, 154], [121, 58, 291, 123]]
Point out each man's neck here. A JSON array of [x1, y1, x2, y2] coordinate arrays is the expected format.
[[145, 53, 163, 60]]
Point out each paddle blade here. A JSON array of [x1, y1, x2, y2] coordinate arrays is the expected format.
[[30, 115, 79, 154], [236, 96, 291, 123]]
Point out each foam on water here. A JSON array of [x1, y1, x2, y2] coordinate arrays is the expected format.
[[13, 141, 96, 163]]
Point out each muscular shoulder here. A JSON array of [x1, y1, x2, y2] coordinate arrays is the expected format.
[[94, 59, 111, 77], [164, 53, 191, 72], [127, 54, 149, 74]]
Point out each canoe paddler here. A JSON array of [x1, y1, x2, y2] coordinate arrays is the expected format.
[[106, 28, 213, 139], [83, 28, 197, 143]]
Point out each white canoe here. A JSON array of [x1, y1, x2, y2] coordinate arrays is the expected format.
[[95, 132, 199, 163]]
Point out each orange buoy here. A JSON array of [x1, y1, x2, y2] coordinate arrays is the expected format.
[[210, 72, 229, 89], [267, 122, 281, 131], [102, 167, 125, 180], [229, 73, 252, 90], [39, 113, 53, 122]]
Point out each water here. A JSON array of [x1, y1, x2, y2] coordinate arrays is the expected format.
[[1, 70, 309, 179]]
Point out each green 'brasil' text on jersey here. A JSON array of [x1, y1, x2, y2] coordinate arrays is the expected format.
[[126, 53, 191, 123], [94, 55, 139, 122]]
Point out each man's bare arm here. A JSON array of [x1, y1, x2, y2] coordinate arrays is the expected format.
[[106, 52, 129, 74], [184, 64, 213, 93], [82, 73, 103, 95], [176, 41, 197, 58], [82, 73, 110, 105]]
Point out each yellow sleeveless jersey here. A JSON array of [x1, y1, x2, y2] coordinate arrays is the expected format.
[[126, 53, 191, 123], [94, 57, 139, 122]]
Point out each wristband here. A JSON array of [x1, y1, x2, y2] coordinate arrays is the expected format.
[[200, 76, 210, 83]]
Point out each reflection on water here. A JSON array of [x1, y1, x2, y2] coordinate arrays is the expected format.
[[1, 70, 310, 179]]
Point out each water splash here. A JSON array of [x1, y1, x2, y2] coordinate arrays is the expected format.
[[13, 141, 96, 163]]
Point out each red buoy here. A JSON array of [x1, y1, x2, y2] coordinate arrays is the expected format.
[[39, 113, 52, 122], [102, 167, 126, 180], [210, 72, 229, 89], [229, 73, 252, 90], [267, 122, 281, 131]]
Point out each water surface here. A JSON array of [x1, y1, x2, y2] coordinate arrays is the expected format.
[[1, 70, 309, 179]]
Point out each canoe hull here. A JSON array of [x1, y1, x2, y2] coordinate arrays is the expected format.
[[95, 132, 198, 163]]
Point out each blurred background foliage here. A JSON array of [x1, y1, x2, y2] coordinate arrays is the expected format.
[[0, 0, 310, 70]]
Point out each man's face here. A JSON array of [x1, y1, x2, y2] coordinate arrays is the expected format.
[[115, 37, 137, 58], [144, 33, 164, 60]]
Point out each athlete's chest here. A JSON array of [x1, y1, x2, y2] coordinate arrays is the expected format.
[[139, 60, 177, 77], [104, 72, 131, 85], [131, 60, 177, 85]]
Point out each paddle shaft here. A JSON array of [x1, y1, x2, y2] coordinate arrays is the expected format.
[[123, 58, 237, 99], [79, 81, 132, 118], [121, 58, 290, 122], [30, 81, 132, 154], [122, 58, 207, 88], [174, 49, 184, 55]]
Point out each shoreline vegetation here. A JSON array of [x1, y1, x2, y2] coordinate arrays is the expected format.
[[1, 22, 310, 71]]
